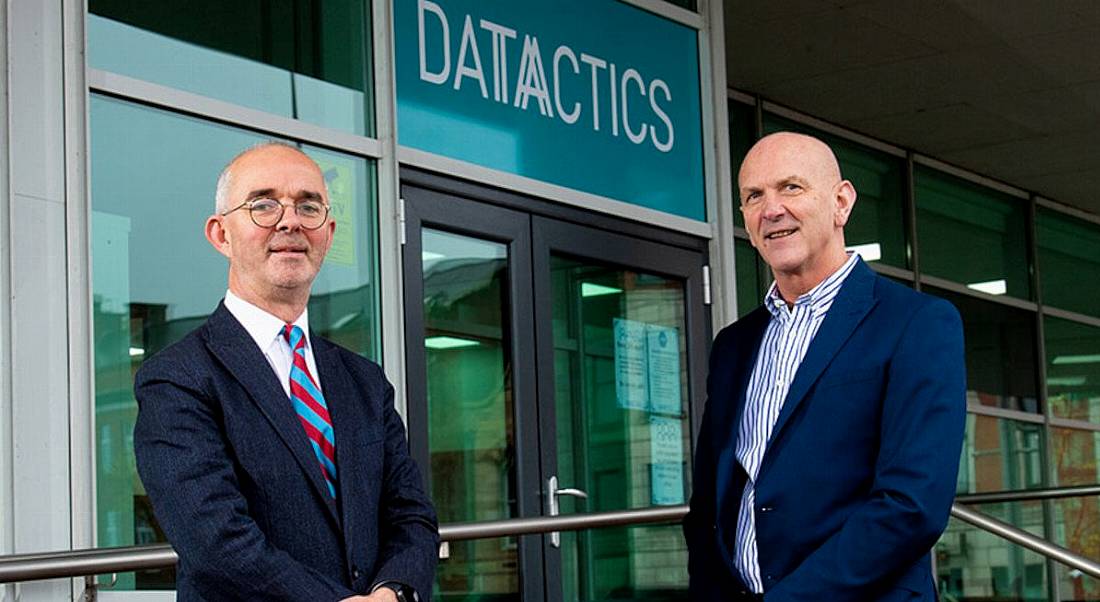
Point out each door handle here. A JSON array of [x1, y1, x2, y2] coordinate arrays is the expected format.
[[547, 475, 589, 548]]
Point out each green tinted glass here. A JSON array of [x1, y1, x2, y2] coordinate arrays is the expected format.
[[1037, 208, 1100, 318], [1045, 317, 1100, 423], [729, 99, 756, 229], [926, 287, 1038, 413], [551, 255, 690, 599], [421, 230, 519, 600], [89, 0, 374, 136], [734, 238, 770, 318], [915, 166, 1030, 299], [763, 115, 908, 268], [91, 95, 379, 590], [937, 502, 1050, 601], [956, 415, 1044, 495]]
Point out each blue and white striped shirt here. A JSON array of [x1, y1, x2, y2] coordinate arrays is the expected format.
[[733, 253, 861, 592]]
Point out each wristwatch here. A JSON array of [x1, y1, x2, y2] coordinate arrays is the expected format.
[[382, 583, 419, 602]]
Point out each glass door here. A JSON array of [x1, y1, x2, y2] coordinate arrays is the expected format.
[[533, 218, 707, 601], [402, 185, 542, 601], [403, 184, 707, 601]]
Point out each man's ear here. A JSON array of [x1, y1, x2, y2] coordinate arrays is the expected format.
[[205, 215, 232, 259], [834, 180, 857, 227]]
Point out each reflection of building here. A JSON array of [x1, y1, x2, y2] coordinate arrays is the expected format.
[[2, 1, 1099, 601]]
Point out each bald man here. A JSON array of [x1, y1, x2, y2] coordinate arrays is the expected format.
[[684, 133, 965, 601], [134, 143, 438, 601]]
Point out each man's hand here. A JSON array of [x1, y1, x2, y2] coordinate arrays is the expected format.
[[340, 588, 398, 602]]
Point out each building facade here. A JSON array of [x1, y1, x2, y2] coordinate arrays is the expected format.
[[0, 1, 1097, 601]]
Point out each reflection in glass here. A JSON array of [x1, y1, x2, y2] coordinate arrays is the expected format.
[[91, 95, 378, 589], [926, 286, 1039, 413], [937, 503, 1049, 601], [1037, 208, 1100, 319], [551, 256, 690, 600], [915, 166, 1030, 299], [88, 0, 374, 136], [421, 230, 518, 601], [763, 115, 908, 268], [956, 415, 1044, 495], [1049, 427, 1100, 600], [1045, 317, 1100, 423]]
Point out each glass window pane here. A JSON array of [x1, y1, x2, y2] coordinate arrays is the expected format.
[[421, 230, 518, 600], [957, 415, 1045, 495], [1037, 208, 1100, 319], [926, 286, 1039, 412], [734, 238, 770, 318], [915, 166, 1030, 299], [762, 115, 908, 269], [1050, 428, 1100, 600], [936, 502, 1050, 601], [88, 0, 374, 136], [91, 95, 379, 590], [1045, 317, 1100, 423], [728, 99, 755, 229]]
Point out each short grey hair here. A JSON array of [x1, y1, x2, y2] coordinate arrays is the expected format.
[[214, 141, 326, 213]]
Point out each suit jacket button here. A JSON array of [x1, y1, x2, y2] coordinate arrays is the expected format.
[[760, 505, 773, 512], [352, 568, 361, 579]]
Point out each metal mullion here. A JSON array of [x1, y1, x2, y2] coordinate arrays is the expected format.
[[1043, 306, 1100, 329], [918, 274, 1039, 312], [87, 69, 383, 160], [966, 404, 1046, 424], [912, 155, 1029, 200], [1036, 196, 1100, 228], [1027, 192, 1061, 602], [904, 151, 920, 289], [1048, 417, 1100, 433]]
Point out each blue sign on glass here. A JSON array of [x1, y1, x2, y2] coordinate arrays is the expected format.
[[395, 0, 706, 221]]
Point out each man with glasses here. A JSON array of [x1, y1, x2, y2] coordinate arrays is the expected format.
[[685, 132, 966, 601], [134, 142, 438, 601]]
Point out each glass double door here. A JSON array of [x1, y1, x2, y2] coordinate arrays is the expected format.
[[402, 184, 707, 601]]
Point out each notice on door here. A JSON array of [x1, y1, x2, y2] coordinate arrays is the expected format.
[[613, 318, 682, 415], [649, 415, 684, 505]]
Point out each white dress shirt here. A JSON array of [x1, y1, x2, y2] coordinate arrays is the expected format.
[[223, 289, 323, 399]]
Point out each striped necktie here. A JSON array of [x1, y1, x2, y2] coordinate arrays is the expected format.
[[282, 324, 338, 498]]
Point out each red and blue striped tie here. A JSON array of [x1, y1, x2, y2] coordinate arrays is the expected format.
[[282, 324, 337, 498]]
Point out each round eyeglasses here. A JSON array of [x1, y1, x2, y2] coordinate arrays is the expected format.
[[222, 198, 331, 230]]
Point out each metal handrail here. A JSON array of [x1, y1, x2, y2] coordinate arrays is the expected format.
[[1, 499, 1099, 585], [955, 484, 1100, 505]]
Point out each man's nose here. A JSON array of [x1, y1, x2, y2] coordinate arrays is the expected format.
[[275, 202, 303, 231], [759, 191, 786, 220]]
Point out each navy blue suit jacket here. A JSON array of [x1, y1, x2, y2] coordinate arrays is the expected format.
[[134, 303, 438, 601], [685, 260, 966, 601]]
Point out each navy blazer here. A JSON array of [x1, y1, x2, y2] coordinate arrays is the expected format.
[[685, 260, 966, 601], [134, 303, 438, 601]]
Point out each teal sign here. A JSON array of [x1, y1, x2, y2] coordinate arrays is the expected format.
[[395, 0, 705, 221]]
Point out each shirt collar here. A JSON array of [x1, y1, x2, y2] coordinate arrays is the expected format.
[[763, 252, 861, 319], [223, 289, 311, 353]]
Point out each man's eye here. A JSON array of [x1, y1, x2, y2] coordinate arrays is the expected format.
[[743, 192, 761, 204], [251, 199, 281, 212], [298, 202, 323, 216], [784, 183, 802, 192]]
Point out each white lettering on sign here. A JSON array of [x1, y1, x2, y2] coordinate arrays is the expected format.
[[416, 0, 676, 153]]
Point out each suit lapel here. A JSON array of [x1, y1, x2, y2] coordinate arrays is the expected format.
[[765, 261, 879, 454], [714, 308, 771, 515], [312, 337, 361, 545], [203, 304, 340, 524]]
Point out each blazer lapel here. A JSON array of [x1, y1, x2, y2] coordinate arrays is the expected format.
[[714, 308, 771, 513], [312, 337, 362, 546], [766, 261, 879, 453], [203, 304, 340, 524]]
